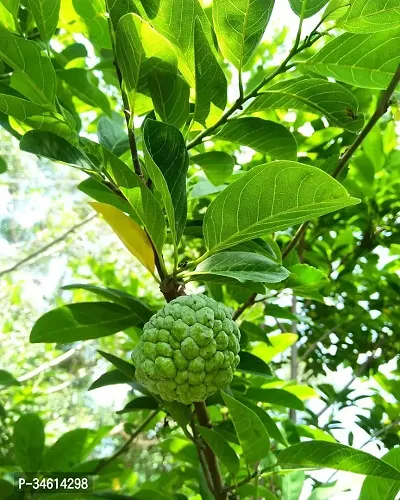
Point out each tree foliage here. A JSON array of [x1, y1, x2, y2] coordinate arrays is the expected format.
[[0, 0, 400, 499]]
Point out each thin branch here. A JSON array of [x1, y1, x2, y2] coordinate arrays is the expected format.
[[104, 0, 142, 178], [299, 320, 351, 363], [233, 292, 257, 321], [289, 295, 298, 423], [17, 347, 80, 382], [194, 401, 227, 500], [224, 468, 259, 493], [332, 64, 400, 179], [187, 14, 311, 151], [0, 215, 97, 278], [282, 64, 400, 259], [190, 414, 215, 495], [94, 410, 159, 474], [316, 340, 385, 419]]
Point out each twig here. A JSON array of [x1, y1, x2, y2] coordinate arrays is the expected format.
[[94, 410, 159, 474], [194, 401, 227, 500], [282, 64, 400, 259], [104, 0, 142, 178], [233, 292, 257, 321], [17, 347, 80, 382], [332, 64, 400, 179], [0, 215, 97, 278], [187, 11, 310, 151], [190, 414, 215, 495], [224, 468, 259, 493], [299, 321, 350, 363], [289, 295, 298, 423], [316, 339, 385, 419]]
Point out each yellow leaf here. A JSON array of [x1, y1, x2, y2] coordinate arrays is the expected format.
[[89, 202, 155, 273]]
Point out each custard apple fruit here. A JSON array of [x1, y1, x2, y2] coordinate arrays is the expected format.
[[132, 294, 241, 404]]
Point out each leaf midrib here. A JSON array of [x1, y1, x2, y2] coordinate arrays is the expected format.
[[208, 198, 356, 252]]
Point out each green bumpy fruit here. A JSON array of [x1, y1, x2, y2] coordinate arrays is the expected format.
[[132, 294, 241, 404]]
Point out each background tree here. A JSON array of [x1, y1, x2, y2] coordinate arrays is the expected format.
[[0, 0, 400, 499]]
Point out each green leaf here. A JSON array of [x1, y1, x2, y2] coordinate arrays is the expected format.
[[245, 388, 305, 411], [116, 13, 188, 122], [0, 370, 20, 387], [137, 0, 212, 86], [198, 426, 240, 475], [72, 0, 111, 49], [163, 401, 192, 429], [217, 118, 297, 160], [203, 160, 360, 253], [143, 119, 189, 244], [213, 0, 274, 69], [193, 17, 227, 127], [28, 0, 61, 42], [117, 396, 159, 413], [235, 396, 288, 446], [89, 370, 133, 391], [78, 177, 136, 217], [62, 284, 153, 322], [304, 31, 400, 90], [1, 0, 19, 17], [190, 152, 234, 186], [0, 24, 56, 106], [282, 470, 305, 500], [41, 429, 90, 472], [189, 251, 289, 284], [359, 447, 400, 500], [20, 131, 92, 170], [245, 77, 363, 132], [237, 351, 273, 377], [287, 264, 329, 300], [148, 68, 190, 129], [339, 0, 400, 33], [0, 157, 6, 174], [252, 334, 298, 363], [30, 302, 143, 343], [13, 414, 45, 473], [97, 350, 137, 378], [289, 0, 330, 18], [58, 69, 111, 115], [0, 479, 13, 499], [278, 441, 400, 479], [221, 391, 270, 465], [81, 138, 166, 254], [97, 115, 129, 157], [109, 0, 139, 30]]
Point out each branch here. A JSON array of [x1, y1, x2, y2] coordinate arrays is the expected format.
[[0, 215, 97, 278], [190, 413, 215, 495], [299, 320, 351, 363], [104, 0, 142, 178], [282, 64, 400, 259], [187, 14, 310, 151], [289, 295, 298, 423], [17, 347, 80, 382], [223, 468, 259, 493], [194, 401, 227, 500], [316, 339, 385, 419], [233, 292, 258, 321], [94, 410, 159, 474]]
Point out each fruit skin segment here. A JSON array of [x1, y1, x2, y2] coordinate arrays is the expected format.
[[132, 294, 241, 404]]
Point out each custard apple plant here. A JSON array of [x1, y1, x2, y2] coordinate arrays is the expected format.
[[133, 294, 240, 404], [7, 0, 399, 498]]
